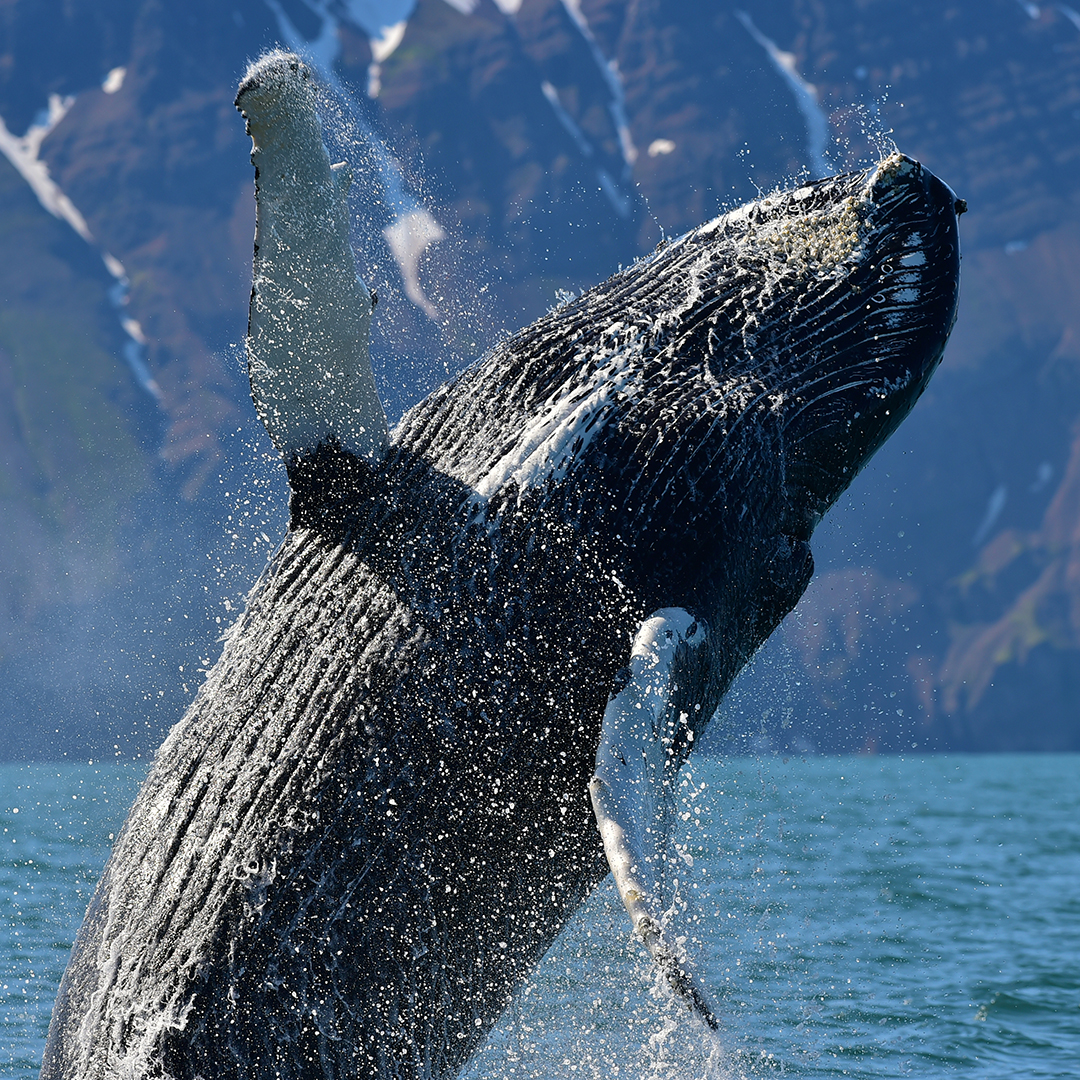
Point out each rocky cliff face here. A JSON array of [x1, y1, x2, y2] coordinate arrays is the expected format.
[[1, 0, 1078, 755]]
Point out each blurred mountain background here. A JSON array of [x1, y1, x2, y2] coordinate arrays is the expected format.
[[1, 0, 1079, 758]]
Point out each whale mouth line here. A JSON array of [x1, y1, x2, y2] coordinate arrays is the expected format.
[[782, 370, 909, 420]]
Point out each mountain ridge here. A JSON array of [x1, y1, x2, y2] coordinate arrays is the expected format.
[[2, 0, 1079, 755]]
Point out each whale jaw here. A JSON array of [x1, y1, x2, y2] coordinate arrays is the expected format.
[[776, 153, 962, 525]]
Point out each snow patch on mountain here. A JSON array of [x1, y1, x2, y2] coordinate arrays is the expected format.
[[365, 21, 407, 94], [542, 80, 594, 157], [370, 22, 407, 62], [973, 484, 1008, 546], [265, 0, 447, 319], [596, 169, 630, 217], [0, 95, 91, 240], [0, 95, 161, 401], [102, 67, 126, 94], [736, 11, 833, 180], [383, 211, 447, 321], [559, 0, 637, 170], [105, 256, 163, 401], [338, 0, 416, 37], [1059, 4, 1080, 31], [539, 78, 629, 216]]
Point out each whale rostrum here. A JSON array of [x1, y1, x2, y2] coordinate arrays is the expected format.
[[40, 51, 962, 1080]]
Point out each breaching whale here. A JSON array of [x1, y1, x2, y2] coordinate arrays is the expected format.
[[40, 52, 962, 1080]]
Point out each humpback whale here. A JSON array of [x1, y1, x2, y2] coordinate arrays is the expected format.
[[40, 53, 962, 1080]]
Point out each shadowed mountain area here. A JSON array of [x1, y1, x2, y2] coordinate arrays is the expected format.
[[1, 0, 1078, 757]]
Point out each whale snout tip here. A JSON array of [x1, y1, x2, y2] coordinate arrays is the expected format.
[[864, 151, 967, 220], [235, 50, 310, 109], [864, 152, 922, 197]]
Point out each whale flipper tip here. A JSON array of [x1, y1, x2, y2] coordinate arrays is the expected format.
[[590, 609, 719, 1027], [235, 50, 308, 109]]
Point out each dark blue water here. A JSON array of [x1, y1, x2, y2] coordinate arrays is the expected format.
[[4, 755, 1078, 1078]]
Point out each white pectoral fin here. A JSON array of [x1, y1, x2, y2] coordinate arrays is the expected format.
[[589, 608, 718, 1030], [236, 52, 389, 466]]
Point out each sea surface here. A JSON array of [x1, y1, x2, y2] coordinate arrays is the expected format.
[[2, 754, 1077, 1079]]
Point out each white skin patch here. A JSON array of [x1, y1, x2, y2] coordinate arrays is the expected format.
[[472, 346, 638, 502]]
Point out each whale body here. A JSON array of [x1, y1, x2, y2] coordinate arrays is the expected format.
[[40, 54, 962, 1080]]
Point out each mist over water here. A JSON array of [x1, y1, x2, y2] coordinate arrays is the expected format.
[[5, 754, 1077, 1079]]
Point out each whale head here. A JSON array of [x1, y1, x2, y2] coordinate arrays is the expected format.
[[643, 156, 960, 597], [770, 154, 963, 539], [625, 152, 962, 642], [644, 153, 962, 554]]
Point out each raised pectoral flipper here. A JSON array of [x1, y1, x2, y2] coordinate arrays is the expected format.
[[236, 52, 389, 466], [589, 608, 718, 1030]]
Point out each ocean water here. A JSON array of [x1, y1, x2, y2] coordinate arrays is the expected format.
[[2, 754, 1077, 1079]]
